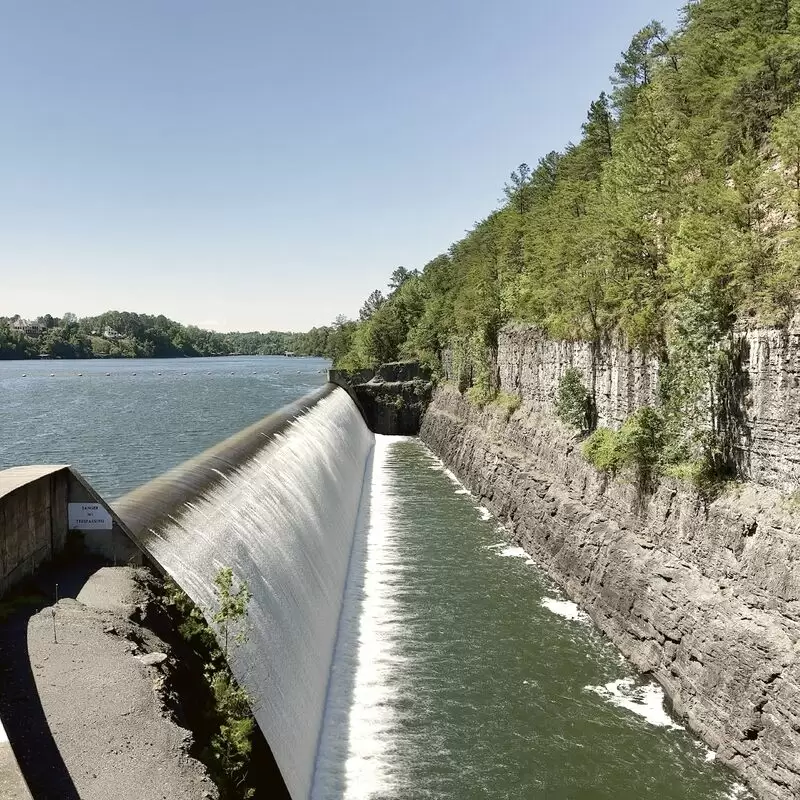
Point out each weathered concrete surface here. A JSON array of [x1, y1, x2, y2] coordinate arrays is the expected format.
[[0, 466, 69, 598], [0, 566, 217, 800], [421, 385, 800, 800], [0, 724, 32, 800], [0, 465, 142, 600]]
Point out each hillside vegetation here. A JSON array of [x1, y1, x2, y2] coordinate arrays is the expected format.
[[336, 0, 800, 483], [0, 310, 351, 361]]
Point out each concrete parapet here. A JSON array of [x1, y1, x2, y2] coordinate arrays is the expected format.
[[0, 465, 142, 600]]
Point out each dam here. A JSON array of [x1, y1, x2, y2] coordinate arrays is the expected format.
[[0, 358, 751, 799]]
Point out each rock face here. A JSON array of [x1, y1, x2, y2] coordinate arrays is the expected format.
[[489, 323, 800, 493], [331, 362, 434, 435], [496, 325, 660, 428], [421, 385, 800, 800]]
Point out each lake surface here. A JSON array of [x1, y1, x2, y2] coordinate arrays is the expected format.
[[0, 364, 752, 798], [0, 356, 329, 498]]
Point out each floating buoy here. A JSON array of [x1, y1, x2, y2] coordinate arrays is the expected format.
[[132, 372, 137, 376], [157, 372, 162, 376], [105, 372, 111, 376], [50, 373, 54, 377], [77, 373, 82, 377], [182, 372, 187, 376], [21, 373, 26, 377]]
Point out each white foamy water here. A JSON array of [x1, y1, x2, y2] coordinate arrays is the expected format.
[[540, 597, 587, 622], [476, 505, 492, 520], [586, 677, 684, 730], [140, 389, 374, 800], [497, 545, 535, 566], [313, 435, 406, 800]]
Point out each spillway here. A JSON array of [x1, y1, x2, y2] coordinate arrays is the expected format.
[[115, 385, 374, 800], [112, 383, 747, 800]]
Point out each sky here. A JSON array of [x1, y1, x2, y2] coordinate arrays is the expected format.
[[0, 0, 681, 333]]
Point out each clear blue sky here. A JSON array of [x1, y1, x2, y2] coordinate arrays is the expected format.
[[0, 0, 680, 332]]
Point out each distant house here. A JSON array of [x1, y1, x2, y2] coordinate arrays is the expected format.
[[284, 351, 296, 357], [103, 326, 123, 340], [11, 319, 44, 338]]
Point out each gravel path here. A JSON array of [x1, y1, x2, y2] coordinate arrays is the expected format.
[[0, 566, 218, 800]]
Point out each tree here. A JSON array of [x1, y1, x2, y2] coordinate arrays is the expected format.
[[213, 566, 251, 659], [359, 289, 385, 321], [388, 266, 417, 292]]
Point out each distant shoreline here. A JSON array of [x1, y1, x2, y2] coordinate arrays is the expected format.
[[0, 352, 327, 362]]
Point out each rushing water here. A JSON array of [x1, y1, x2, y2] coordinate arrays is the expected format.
[[317, 437, 752, 800], [0, 356, 329, 498], [0, 370, 752, 799]]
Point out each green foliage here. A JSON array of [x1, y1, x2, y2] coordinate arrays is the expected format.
[[333, 0, 800, 414], [213, 567, 251, 657], [163, 569, 254, 799], [0, 311, 354, 361], [491, 391, 522, 420], [465, 384, 495, 408], [582, 407, 665, 486], [555, 368, 590, 429]]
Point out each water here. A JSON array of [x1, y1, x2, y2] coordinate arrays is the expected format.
[[0, 372, 752, 799], [136, 389, 373, 800], [316, 437, 751, 800], [0, 356, 329, 498]]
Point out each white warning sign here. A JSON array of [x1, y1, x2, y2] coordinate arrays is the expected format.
[[68, 502, 112, 531]]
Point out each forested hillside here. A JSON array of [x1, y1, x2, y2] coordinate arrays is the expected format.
[[0, 310, 352, 361], [337, 0, 800, 482]]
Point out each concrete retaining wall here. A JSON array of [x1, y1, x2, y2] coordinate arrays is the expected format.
[[0, 466, 141, 599]]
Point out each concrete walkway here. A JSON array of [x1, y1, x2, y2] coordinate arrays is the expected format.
[[0, 566, 217, 800], [0, 718, 33, 800]]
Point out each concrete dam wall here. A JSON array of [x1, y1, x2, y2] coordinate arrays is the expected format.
[[113, 384, 374, 800], [423, 325, 800, 800]]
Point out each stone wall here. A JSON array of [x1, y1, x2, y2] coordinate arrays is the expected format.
[[487, 324, 800, 493], [0, 467, 69, 598], [0, 465, 142, 598], [421, 386, 800, 800]]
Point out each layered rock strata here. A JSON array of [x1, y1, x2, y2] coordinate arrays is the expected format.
[[421, 385, 800, 800]]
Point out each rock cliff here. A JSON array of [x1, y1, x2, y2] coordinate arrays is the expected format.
[[422, 324, 800, 800]]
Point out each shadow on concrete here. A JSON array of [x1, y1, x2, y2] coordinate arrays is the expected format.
[[0, 556, 105, 800]]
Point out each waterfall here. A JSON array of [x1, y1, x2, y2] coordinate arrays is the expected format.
[[115, 386, 374, 800]]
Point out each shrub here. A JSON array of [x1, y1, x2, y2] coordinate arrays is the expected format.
[[582, 406, 665, 486], [492, 391, 521, 420], [163, 569, 255, 799], [582, 428, 623, 473], [615, 406, 665, 481], [466, 384, 495, 408], [555, 368, 590, 429]]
